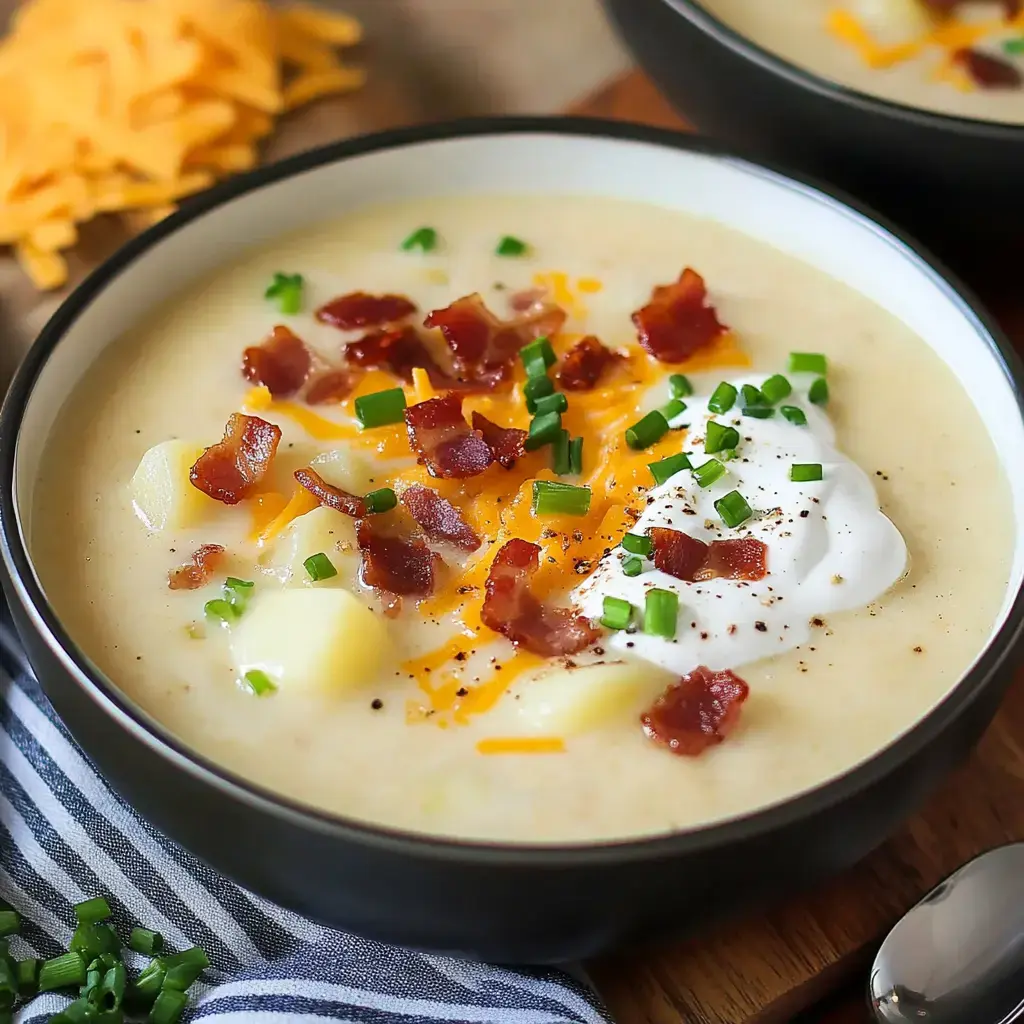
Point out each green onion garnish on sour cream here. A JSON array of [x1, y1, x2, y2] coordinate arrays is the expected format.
[[643, 589, 678, 639], [648, 451, 691, 485], [496, 235, 528, 257], [601, 596, 634, 630], [303, 552, 338, 582], [243, 669, 277, 697], [400, 226, 438, 252], [707, 381, 737, 414], [788, 352, 828, 375], [354, 387, 406, 429], [264, 272, 303, 315], [780, 405, 807, 426], [715, 490, 753, 529], [791, 463, 824, 483], [625, 410, 669, 450], [532, 480, 592, 517]]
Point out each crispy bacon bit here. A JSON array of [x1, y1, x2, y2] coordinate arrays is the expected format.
[[648, 528, 768, 582], [641, 666, 749, 756], [356, 521, 441, 597], [557, 335, 620, 391], [345, 325, 443, 383], [405, 395, 493, 478], [304, 368, 358, 405], [168, 544, 224, 591], [424, 293, 566, 381], [471, 412, 526, 469], [190, 414, 281, 505], [316, 292, 417, 330], [632, 268, 727, 363], [294, 468, 367, 517], [923, 0, 1020, 17], [480, 539, 599, 657], [400, 485, 480, 551], [954, 47, 1022, 88], [242, 325, 311, 397]]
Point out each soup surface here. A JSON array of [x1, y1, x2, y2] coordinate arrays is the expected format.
[[31, 195, 1013, 843], [700, 1, 1024, 123]]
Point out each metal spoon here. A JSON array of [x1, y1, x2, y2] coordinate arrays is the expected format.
[[870, 843, 1024, 1023]]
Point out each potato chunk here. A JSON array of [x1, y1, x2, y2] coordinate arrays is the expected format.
[[851, 0, 934, 41], [130, 439, 214, 532], [264, 506, 358, 587], [232, 588, 387, 695], [508, 660, 675, 735], [309, 448, 376, 494]]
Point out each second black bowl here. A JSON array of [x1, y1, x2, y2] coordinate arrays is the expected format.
[[602, 0, 1024, 279]]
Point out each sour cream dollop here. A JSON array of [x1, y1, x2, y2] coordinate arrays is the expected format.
[[573, 375, 907, 675]]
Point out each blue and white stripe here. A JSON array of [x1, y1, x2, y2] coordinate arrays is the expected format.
[[0, 618, 613, 1023]]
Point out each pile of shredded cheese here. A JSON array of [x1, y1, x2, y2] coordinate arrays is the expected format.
[[0, 0, 365, 289]]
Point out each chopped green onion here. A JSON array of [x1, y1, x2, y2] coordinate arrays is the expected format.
[[223, 578, 254, 613], [0, 910, 18, 938], [788, 352, 828, 375], [303, 551, 338, 581], [16, 957, 40, 997], [0, 951, 13, 998], [523, 375, 554, 413], [692, 458, 726, 488], [525, 410, 563, 450], [99, 961, 127, 1010], [569, 436, 584, 475], [643, 589, 679, 639], [128, 929, 163, 957], [648, 452, 691, 486], [790, 463, 823, 482], [742, 406, 774, 419], [203, 598, 239, 627], [531, 480, 591, 517], [364, 487, 397, 514], [550, 430, 571, 475], [38, 951, 86, 992], [263, 272, 303, 315], [715, 490, 753, 528], [740, 383, 768, 408], [70, 922, 119, 963], [533, 392, 568, 416], [1004, 36, 1024, 54], [496, 235, 528, 257], [669, 373, 693, 398], [163, 947, 210, 973], [761, 374, 791, 404], [658, 398, 687, 422], [127, 958, 165, 1011], [621, 533, 653, 557], [601, 596, 634, 631], [704, 420, 740, 454], [621, 555, 644, 577], [161, 947, 210, 992], [243, 669, 277, 697], [149, 987, 189, 1024], [48, 998, 96, 1024], [708, 381, 737, 414], [519, 337, 556, 378], [625, 410, 669, 450], [780, 405, 807, 426], [809, 377, 829, 405], [718, 448, 738, 461], [354, 387, 406, 429], [400, 226, 437, 252], [74, 897, 111, 925]]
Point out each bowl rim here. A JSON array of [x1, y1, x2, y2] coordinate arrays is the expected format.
[[657, 0, 1024, 138], [3, 114, 1024, 867]]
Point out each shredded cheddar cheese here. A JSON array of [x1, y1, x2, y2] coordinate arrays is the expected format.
[[476, 738, 567, 755], [0, 0, 365, 289]]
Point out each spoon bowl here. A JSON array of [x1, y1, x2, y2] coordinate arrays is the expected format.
[[871, 844, 1024, 1024]]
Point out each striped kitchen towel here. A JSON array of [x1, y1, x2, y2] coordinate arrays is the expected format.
[[0, 618, 614, 1023]]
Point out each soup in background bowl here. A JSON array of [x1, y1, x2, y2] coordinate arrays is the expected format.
[[2, 121, 1023, 960]]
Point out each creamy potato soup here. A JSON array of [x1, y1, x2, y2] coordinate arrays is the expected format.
[[32, 195, 1012, 843], [700, 0, 1024, 123]]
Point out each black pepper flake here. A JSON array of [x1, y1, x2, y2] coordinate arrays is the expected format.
[[800, 510, 810, 518], [454, 651, 467, 662], [811, 617, 825, 627], [456, 686, 469, 697], [457, 585, 477, 594], [593, 646, 605, 656], [371, 698, 383, 710], [626, 641, 635, 648], [755, 621, 767, 632], [913, 646, 923, 653], [700, 631, 709, 640]]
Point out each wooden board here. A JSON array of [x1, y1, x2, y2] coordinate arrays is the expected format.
[[576, 71, 1024, 1024]]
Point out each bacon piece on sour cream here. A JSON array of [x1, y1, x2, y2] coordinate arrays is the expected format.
[[315, 291, 418, 330], [648, 528, 767, 582], [424, 292, 566, 384], [557, 335, 621, 391], [190, 414, 281, 505], [242, 325, 311, 398], [304, 368, 359, 405], [400, 485, 480, 551], [404, 395, 493, 479], [294, 468, 367, 517], [168, 544, 225, 591], [481, 539, 599, 657], [641, 666, 750, 756], [632, 268, 727, 363], [356, 521, 442, 597]]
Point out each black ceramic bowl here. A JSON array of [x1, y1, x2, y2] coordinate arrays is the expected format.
[[602, 0, 1024, 277], [2, 118, 1024, 964]]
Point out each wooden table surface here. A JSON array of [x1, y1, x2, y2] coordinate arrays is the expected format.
[[572, 68, 1024, 1024]]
